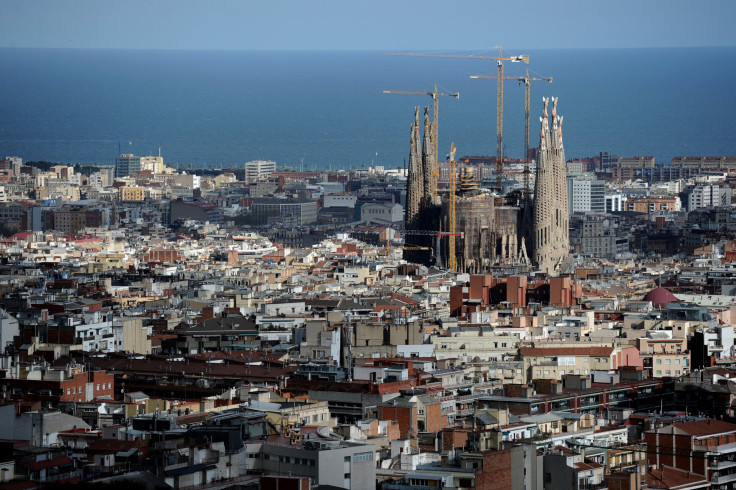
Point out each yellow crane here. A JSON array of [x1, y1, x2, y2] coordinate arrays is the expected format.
[[470, 68, 552, 201], [382, 84, 459, 196], [448, 142, 457, 271], [385, 47, 529, 191]]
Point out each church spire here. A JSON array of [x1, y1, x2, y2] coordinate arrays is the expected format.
[[532, 97, 569, 275], [406, 107, 424, 230], [421, 106, 434, 202]]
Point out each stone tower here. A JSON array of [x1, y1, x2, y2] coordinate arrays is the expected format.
[[405, 108, 423, 230], [421, 107, 435, 205], [532, 97, 569, 274]]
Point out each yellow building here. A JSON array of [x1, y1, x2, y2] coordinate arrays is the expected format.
[[120, 185, 145, 201]]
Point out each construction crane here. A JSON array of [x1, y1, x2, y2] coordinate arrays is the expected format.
[[385, 47, 529, 191], [448, 143, 457, 271], [470, 68, 552, 200], [382, 84, 459, 196]]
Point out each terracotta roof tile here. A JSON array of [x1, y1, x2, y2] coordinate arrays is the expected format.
[[673, 418, 736, 437], [520, 346, 614, 357]]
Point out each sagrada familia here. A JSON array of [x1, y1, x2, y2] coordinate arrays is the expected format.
[[404, 97, 569, 275]]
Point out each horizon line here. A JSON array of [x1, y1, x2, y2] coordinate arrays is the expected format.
[[1, 45, 735, 53]]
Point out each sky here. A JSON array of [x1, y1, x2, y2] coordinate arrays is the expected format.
[[1, 0, 735, 51]]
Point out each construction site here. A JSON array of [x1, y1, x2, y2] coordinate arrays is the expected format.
[[387, 48, 567, 276]]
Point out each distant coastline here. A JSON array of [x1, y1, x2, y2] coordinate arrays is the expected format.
[[0, 47, 734, 168]]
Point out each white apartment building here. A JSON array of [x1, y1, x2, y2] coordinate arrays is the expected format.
[[567, 176, 605, 214], [682, 184, 732, 211], [605, 193, 626, 212], [245, 160, 276, 182]]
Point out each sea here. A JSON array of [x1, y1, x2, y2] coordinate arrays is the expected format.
[[0, 47, 734, 170]]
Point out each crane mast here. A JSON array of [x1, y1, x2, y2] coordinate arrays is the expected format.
[[496, 48, 504, 191], [449, 143, 457, 271], [471, 68, 551, 200], [519, 69, 552, 201]]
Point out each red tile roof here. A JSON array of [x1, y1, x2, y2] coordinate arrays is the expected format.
[[647, 466, 709, 489], [673, 418, 736, 437], [26, 456, 72, 471], [520, 346, 614, 357]]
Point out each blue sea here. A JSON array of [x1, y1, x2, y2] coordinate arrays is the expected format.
[[0, 47, 734, 169]]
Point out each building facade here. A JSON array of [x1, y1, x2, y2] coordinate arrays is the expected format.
[[115, 154, 142, 178], [245, 160, 277, 182]]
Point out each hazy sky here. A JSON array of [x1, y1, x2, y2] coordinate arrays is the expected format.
[[1, 0, 734, 51]]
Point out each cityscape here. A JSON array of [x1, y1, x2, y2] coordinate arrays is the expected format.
[[1, 2, 736, 490]]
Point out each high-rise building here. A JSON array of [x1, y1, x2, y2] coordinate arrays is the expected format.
[[532, 97, 569, 275], [116, 154, 142, 178], [567, 175, 605, 214]]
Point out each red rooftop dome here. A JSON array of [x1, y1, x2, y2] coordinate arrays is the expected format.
[[642, 287, 678, 308]]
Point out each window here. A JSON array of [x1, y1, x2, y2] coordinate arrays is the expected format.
[[675, 359, 680, 364], [656, 370, 662, 376], [666, 359, 671, 365], [656, 359, 662, 365], [354, 452, 373, 462], [67, 388, 71, 395]]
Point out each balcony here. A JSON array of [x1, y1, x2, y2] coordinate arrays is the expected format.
[[696, 442, 736, 454], [711, 459, 736, 471], [711, 471, 736, 485]]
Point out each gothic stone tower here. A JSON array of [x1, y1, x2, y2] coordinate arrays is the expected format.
[[405, 107, 423, 230], [421, 107, 436, 206], [532, 97, 569, 275]]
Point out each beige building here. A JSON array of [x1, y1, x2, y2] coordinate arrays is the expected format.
[[520, 345, 619, 382], [120, 185, 145, 201], [140, 156, 165, 174], [242, 395, 335, 433], [430, 326, 519, 364], [637, 337, 689, 378], [114, 317, 152, 355], [213, 173, 237, 187]]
